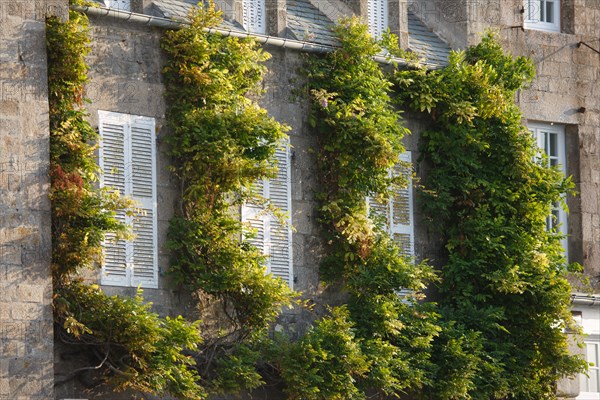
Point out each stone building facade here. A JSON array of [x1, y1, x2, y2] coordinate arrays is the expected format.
[[1, 0, 599, 398]]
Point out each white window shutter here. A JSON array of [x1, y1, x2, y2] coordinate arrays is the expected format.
[[242, 178, 268, 254], [99, 111, 157, 288], [368, 0, 388, 39], [390, 152, 414, 258], [367, 151, 414, 258], [242, 0, 266, 34], [129, 117, 158, 288], [99, 112, 129, 286], [267, 144, 293, 287], [242, 139, 293, 288]]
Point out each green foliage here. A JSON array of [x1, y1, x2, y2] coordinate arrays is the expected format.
[[58, 282, 205, 399], [393, 32, 586, 399], [304, 17, 442, 398], [161, 1, 295, 390], [47, 11, 133, 282], [281, 307, 369, 400], [47, 11, 205, 398]]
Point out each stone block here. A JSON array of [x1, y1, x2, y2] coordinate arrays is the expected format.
[[9, 377, 42, 396], [15, 285, 44, 303], [10, 302, 42, 320], [0, 303, 9, 320]]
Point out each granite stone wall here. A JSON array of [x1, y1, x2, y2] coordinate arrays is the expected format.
[[0, 0, 64, 398]]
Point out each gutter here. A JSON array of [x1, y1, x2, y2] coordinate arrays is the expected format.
[[71, 5, 430, 68], [571, 293, 600, 306]]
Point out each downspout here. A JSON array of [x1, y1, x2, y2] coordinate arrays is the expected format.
[[70, 5, 427, 67]]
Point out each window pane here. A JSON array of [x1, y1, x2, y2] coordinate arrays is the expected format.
[[540, 1, 545, 21], [546, 1, 554, 23], [549, 132, 558, 157]]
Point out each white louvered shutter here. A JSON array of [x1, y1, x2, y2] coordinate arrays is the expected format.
[[267, 145, 292, 287], [242, 139, 293, 288], [242, 0, 266, 34], [243, 178, 268, 256], [130, 117, 158, 288], [99, 111, 157, 288], [368, 0, 388, 39], [99, 112, 129, 286], [367, 152, 414, 258], [390, 152, 414, 258]]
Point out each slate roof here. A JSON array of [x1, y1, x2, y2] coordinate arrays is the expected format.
[[152, 0, 243, 30], [92, 0, 450, 66], [407, 12, 450, 66], [286, 0, 336, 46]]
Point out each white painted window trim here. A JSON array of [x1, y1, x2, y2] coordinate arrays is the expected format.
[[524, 0, 560, 32], [529, 122, 568, 259], [368, 0, 389, 39], [241, 138, 293, 288], [367, 151, 415, 258], [98, 111, 158, 289], [242, 0, 266, 34]]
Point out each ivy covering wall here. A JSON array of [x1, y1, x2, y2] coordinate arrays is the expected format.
[[47, 3, 586, 399]]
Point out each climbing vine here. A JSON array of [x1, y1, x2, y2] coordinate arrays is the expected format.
[[298, 18, 443, 399], [161, 2, 295, 393], [393, 32, 586, 399], [48, 3, 586, 398], [47, 9, 205, 398]]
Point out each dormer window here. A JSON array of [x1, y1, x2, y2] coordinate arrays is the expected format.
[[243, 0, 266, 34], [368, 0, 388, 39], [104, 0, 131, 11], [524, 0, 560, 32]]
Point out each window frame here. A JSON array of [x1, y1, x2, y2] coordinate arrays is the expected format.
[[98, 110, 158, 289], [524, 0, 561, 33], [529, 122, 568, 259]]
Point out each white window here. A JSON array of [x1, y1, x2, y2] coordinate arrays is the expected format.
[[242, 0, 266, 34], [529, 122, 568, 257], [104, 0, 131, 11], [367, 152, 414, 258], [524, 0, 560, 32], [98, 111, 158, 288], [574, 305, 600, 400], [368, 0, 389, 39], [242, 139, 293, 288]]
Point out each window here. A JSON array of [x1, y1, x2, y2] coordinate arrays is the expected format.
[[242, 0, 266, 34], [98, 111, 158, 288], [524, 0, 560, 32], [529, 122, 568, 257], [104, 0, 131, 11], [368, 0, 389, 39], [367, 152, 414, 258], [242, 139, 293, 288], [573, 305, 600, 400]]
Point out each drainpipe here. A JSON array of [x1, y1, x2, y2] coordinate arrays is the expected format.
[[70, 5, 429, 67]]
